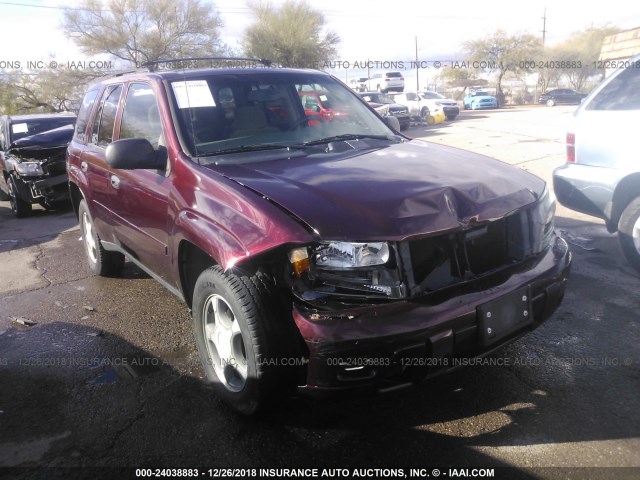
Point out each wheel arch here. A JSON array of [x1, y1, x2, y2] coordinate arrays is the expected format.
[[68, 181, 84, 219], [609, 173, 640, 233]]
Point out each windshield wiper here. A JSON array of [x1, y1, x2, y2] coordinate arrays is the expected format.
[[302, 134, 399, 146], [200, 144, 306, 156]]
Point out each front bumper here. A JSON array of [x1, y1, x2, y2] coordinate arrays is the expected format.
[[15, 173, 69, 204], [391, 113, 411, 129], [442, 106, 460, 117], [294, 235, 571, 396], [472, 102, 497, 110]]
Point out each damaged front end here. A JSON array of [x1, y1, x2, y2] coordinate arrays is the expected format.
[[5, 124, 73, 215], [285, 187, 570, 395]]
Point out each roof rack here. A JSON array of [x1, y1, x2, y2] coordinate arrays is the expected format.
[[141, 57, 273, 71]]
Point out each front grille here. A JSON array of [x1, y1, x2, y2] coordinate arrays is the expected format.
[[406, 211, 528, 293]]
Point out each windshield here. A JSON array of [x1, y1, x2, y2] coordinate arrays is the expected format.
[[473, 91, 489, 97], [9, 116, 76, 144], [419, 91, 445, 100], [169, 71, 396, 160]]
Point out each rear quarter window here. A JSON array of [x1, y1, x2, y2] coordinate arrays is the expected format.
[[587, 65, 640, 111], [74, 89, 99, 143]]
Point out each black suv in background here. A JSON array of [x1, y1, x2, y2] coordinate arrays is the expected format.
[[358, 92, 410, 130], [0, 113, 76, 216]]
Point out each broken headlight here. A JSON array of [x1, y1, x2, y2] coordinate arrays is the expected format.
[[315, 241, 390, 268], [14, 162, 44, 177], [289, 242, 405, 300], [530, 186, 556, 254]]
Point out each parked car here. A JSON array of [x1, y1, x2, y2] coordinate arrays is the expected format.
[[419, 91, 460, 120], [539, 88, 587, 107], [365, 71, 405, 93], [394, 91, 460, 121], [553, 54, 640, 272], [463, 90, 498, 110], [299, 90, 350, 123], [349, 77, 368, 92], [68, 61, 570, 414], [358, 92, 410, 130], [0, 113, 76, 217]]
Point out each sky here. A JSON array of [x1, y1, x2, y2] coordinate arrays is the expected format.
[[1, 0, 640, 83]]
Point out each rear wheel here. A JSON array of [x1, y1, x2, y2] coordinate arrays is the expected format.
[[78, 200, 125, 276], [618, 196, 640, 273], [7, 174, 32, 218], [192, 266, 294, 415], [420, 106, 430, 120]]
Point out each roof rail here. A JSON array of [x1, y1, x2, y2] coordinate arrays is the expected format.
[[141, 57, 273, 71]]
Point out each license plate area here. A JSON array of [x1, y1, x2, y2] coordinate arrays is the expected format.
[[478, 286, 532, 347]]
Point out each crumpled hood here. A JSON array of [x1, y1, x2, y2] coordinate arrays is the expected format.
[[9, 124, 74, 160], [208, 140, 545, 241]]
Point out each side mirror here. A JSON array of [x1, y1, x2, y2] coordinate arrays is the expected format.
[[106, 138, 166, 170], [382, 115, 400, 131]]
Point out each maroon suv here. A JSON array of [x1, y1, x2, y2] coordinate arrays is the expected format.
[[67, 62, 571, 414]]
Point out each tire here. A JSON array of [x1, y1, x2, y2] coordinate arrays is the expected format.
[[0, 183, 9, 201], [546, 98, 556, 107], [7, 174, 32, 218], [78, 200, 125, 276], [446, 115, 457, 121], [192, 266, 294, 415], [618, 196, 640, 273], [420, 106, 430, 119]]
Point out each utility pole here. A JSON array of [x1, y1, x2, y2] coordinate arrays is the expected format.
[[541, 7, 547, 48]]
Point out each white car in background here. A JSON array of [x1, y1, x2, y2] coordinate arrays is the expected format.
[[349, 77, 368, 92], [393, 91, 460, 121], [365, 72, 405, 93]]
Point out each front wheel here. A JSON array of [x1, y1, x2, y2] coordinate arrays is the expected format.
[[618, 196, 640, 273], [7, 174, 32, 218], [78, 200, 125, 276], [420, 106, 430, 119], [192, 267, 293, 415], [546, 98, 556, 107]]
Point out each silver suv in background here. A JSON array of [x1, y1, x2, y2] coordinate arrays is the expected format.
[[365, 71, 405, 93], [553, 54, 640, 272]]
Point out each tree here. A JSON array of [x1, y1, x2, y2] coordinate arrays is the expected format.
[[62, 0, 227, 66], [0, 69, 92, 114], [437, 67, 485, 99], [243, 0, 340, 68], [548, 26, 620, 91], [464, 30, 542, 107]]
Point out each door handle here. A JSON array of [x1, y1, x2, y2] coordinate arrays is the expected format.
[[81, 161, 88, 172], [110, 175, 120, 189]]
